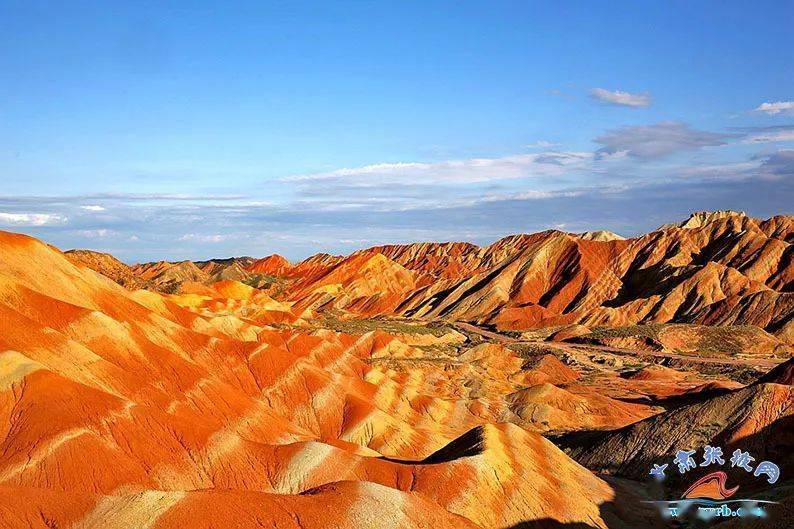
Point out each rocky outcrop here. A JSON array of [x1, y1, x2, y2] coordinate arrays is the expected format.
[[560, 378, 794, 481]]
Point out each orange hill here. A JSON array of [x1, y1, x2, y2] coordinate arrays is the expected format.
[[0, 229, 670, 528]]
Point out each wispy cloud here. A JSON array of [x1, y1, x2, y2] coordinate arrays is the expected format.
[[286, 151, 593, 185], [75, 228, 113, 237], [2, 164, 789, 262], [0, 212, 67, 226], [737, 125, 794, 144], [754, 101, 794, 115], [179, 233, 229, 243], [595, 121, 732, 158], [0, 193, 249, 207], [590, 88, 651, 108], [525, 140, 558, 149]]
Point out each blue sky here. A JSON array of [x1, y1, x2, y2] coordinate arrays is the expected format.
[[1, 1, 792, 262]]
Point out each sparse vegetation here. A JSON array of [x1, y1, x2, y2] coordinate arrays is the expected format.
[[663, 358, 764, 384], [413, 343, 463, 357], [694, 325, 758, 356], [244, 273, 289, 297], [317, 314, 455, 337], [506, 342, 558, 359], [585, 324, 664, 341]]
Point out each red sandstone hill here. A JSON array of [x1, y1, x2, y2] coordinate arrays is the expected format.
[[247, 253, 293, 275], [395, 212, 792, 338], [757, 357, 794, 385], [285, 211, 792, 342], [1, 229, 671, 528]]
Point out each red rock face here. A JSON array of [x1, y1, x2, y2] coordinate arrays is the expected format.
[[757, 357, 794, 385], [247, 254, 293, 275], [267, 212, 791, 341]]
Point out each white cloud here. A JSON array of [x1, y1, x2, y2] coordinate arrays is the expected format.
[[76, 229, 112, 238], [339, 238, 374, 245], [590, 88, 651, 108], [525, 140, 558, 148], [286, 151, 593, 185], [754, 101, 794, 115], [0, 212, 67, 226], [290, 186, 598, 213], [179, 233, 227, 243], [480, 189, 587, 202], [80, 205, 106, 211]]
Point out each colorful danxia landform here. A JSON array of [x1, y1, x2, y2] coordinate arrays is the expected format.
[[1, 211, 792, 528]]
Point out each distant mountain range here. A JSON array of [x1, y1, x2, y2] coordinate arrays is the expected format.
[[65, 210, 793, 343]]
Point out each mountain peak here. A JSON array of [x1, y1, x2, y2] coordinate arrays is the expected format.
[[662, 210, 749, 230], [247, 254, 292, 275], [577, 230, 625, 241]]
